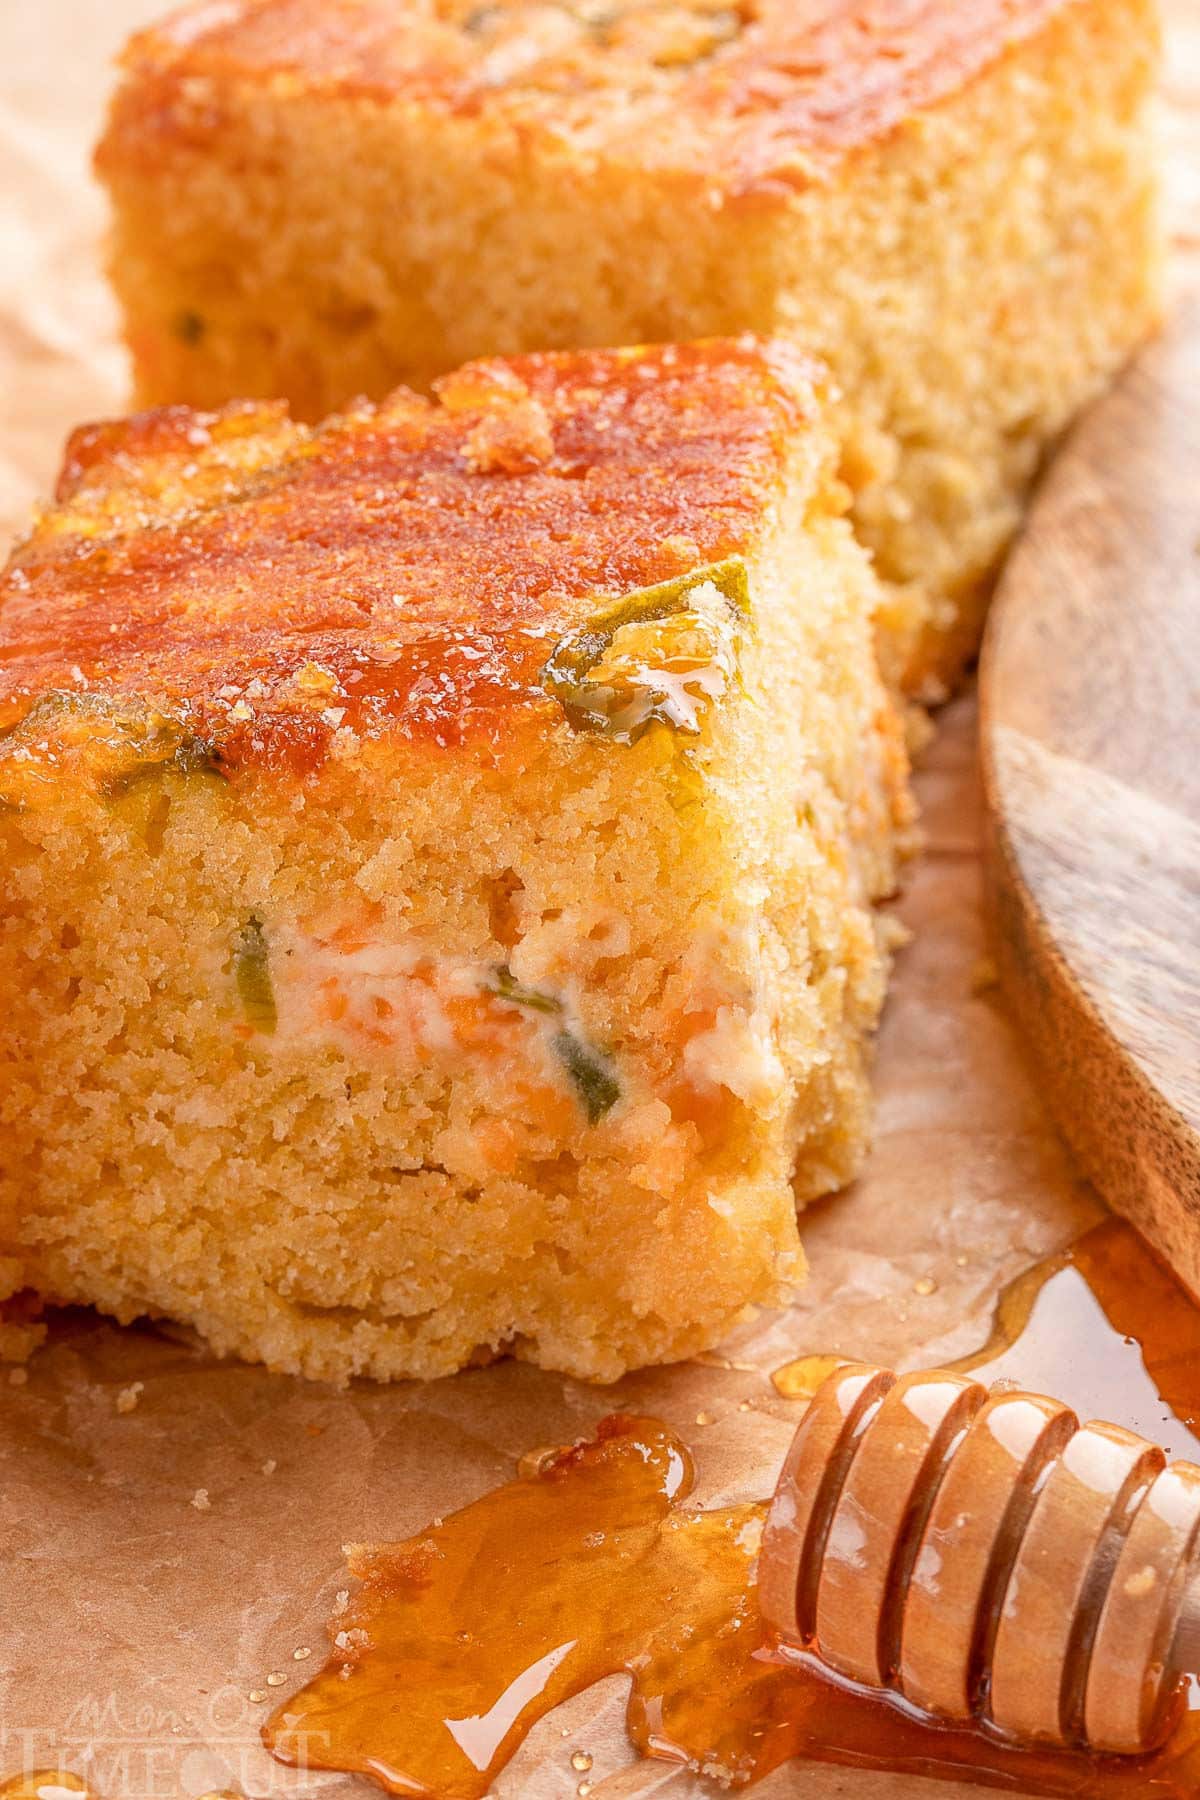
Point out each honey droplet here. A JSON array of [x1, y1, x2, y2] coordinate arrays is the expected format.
[[570, 1750, 593, 1773], [577, 1785, 592, 1798], [770, 1352, 849, 1402], [265, 1672, 287, 1687], [913, 1276, 938, 1297], [694, 1410, 714, 1426], [293, 1645, 312, 1660], [247, 1689, 267, 1704]]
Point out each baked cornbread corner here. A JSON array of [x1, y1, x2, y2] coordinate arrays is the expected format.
[[0, 338, 912, 1385], [95, 0, 1163, 696]]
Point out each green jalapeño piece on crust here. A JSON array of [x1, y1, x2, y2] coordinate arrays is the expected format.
[[541, 558, 748, 744]]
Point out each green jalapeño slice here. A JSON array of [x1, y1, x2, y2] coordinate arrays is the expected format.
[[485, 964, 620, 1123], [233, 915, 277, 1034], [541, 558, 749, 745]]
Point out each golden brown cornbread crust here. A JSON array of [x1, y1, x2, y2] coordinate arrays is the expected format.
[[0, 338, 912, 1384], [96, 0, 1162, 694], [0, 339, 817, 776], [103, 0, 1076, 199]]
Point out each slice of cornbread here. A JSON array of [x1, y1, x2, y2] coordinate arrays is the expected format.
[[95, 0, 1162, 694], [0, 339, 911, 1384]]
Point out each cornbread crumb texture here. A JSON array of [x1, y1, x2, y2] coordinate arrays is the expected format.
[[0, 340, 912, 1384], [0, 1269, 46, 1364], [97, 0, 1163, 691]]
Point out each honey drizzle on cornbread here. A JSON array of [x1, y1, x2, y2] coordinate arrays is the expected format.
[[264, 1219, 1200, 1797], [0, 345, 811, 779]]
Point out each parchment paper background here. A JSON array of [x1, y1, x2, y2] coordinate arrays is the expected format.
[[1, 7, 1197, 1798]]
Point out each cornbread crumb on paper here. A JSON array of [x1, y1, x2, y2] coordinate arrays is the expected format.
[[970, 956, 1000, 995]]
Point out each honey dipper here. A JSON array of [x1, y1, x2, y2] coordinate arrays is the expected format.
[[760, 1362, 1200, 1757]]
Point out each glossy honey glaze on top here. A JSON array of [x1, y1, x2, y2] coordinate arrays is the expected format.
[[0, 340, 812, 780], [265, 1216, 1200, 1798], [101, 0, 1079, 197]]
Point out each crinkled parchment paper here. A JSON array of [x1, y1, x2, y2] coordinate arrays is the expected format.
[[1, 7, 1197, 1797]]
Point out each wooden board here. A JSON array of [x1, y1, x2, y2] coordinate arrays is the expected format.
[[981, 297, 1200, 1297]]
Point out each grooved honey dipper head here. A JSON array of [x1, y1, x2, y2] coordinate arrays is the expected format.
[[760, 1363, 1200, 1756]]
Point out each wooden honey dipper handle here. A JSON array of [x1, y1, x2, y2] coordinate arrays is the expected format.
[[760, 1363, 1200, 1756]]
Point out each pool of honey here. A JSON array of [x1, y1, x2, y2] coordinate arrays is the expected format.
[[0, 1776, 94, 1800], [263, 1217, 1200, 1798]]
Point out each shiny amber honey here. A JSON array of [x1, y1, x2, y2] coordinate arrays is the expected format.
[[0, 1776, 95, 1800], [263, 1217, 1200, 1797]]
